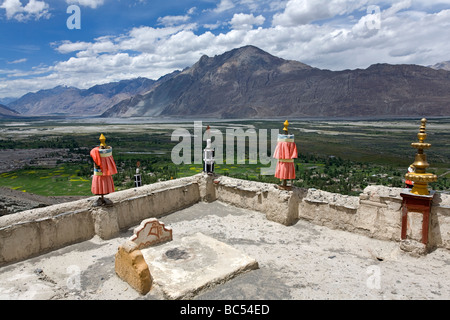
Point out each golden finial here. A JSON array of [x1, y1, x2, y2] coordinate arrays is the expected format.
[[417, 118, 428, 143], [99, 134, 107, 148], [405, 118, 437, 195], [283, 120, 289, 133]]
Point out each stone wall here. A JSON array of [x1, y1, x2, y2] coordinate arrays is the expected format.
[[1, 173, 449, 266], [212, 177, 450, 249], [210, 176, 298, 225], [0, 176, 202, 267]]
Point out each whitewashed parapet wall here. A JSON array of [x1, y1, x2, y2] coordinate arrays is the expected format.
[[0, 176, 202, 267], [0, 173, 449, 266], [210, 176, 299, 225], [212, 176, 450, 249]]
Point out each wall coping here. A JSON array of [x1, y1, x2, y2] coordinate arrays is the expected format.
[[0, 175, 202, 230], [1, 174, 449, 267], [2, 175, 448, 229]]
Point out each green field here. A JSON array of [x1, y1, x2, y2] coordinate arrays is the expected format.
[[0, 165, 92, 196], [0, 118, 449, 197]]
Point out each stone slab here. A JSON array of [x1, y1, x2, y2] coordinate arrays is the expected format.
[[141, 232, 258, 300]]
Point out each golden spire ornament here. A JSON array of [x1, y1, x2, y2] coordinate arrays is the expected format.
[[283, 120, 289, 133], [405, 118, 437, 195], [99, 134, 107, 148]]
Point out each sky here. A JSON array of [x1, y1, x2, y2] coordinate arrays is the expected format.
[[0, 0, 449, 99]]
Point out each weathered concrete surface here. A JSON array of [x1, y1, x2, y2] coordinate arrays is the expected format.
[[141, 232, 258, 300], [0, 201, 449, 300]]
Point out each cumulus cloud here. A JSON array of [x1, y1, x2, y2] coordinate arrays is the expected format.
[[66, 0, 104, 9], [273, 0, 370, 26], [230, 13, 265, 30], [49, 3, 450, 79], [157, 15, 190, 27], [2, 0, 450, 98], [0, 0, 50, 21], [203, 21, 225, 30], [157, 7, 198, 27], [214, 0, 235, 13], [55, 41, 91, 54]]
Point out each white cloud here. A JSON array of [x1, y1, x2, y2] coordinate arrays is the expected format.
[[203, 21, 225, 30], [8, 58, 27, 64], [230, 13, 265, 30], [157, 7, 198, 27], [0, 0, 22, 19], [214, 0, 235, 13], [0, 0, 50, 21], [412, 0, 450, 8], [2, 0, 450, 98], [157, 15, 190, 27], [66, 0, 104, 9], [273, 0, 370, 26], [383, 0, 412, 17], [66, 3, 450, 73], [55, 41, 91, 54]]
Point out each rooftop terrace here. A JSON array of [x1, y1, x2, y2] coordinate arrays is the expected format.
[[0, 173, 449, 300]]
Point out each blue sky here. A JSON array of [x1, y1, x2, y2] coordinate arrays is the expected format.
[[0, 0, 450, 99]]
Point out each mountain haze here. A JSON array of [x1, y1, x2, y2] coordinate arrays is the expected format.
[[431, 61, 450, 71], [0, 104, 20, 118], [103, 46, 450, 119], [8, 77, 156, 116]]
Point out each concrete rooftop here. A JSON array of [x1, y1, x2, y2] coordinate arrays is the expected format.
[[0, 201, 449, 300]]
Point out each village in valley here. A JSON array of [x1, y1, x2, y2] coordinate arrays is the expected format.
[[0, 118, 448, 216]]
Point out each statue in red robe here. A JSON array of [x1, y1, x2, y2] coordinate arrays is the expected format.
[[273, 121, 298, 189], [90, 134, 117, 203]]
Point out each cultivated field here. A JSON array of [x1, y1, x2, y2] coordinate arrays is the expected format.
[[0, 117, 448, 211]]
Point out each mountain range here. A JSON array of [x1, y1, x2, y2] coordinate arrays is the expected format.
[[431, 61, 450, 71], [0, 104, 20, 118], [6, 77, 158, 117], [5, 45, 450, 119]]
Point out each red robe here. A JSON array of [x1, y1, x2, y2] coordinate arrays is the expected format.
[[90, 147, 118, 195], [273, 134, 298, 180]]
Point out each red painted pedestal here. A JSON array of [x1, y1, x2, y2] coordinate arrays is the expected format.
[[400, 190, 435, 245]]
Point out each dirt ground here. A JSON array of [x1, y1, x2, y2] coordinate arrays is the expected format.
[[0, 187, 87, 216], [0, 148, 89, 215]]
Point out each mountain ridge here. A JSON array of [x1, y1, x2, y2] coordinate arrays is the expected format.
[[7, 46, 450, 119], [102, 46, 450, 119], [8, 77, 157, 116], [431, 61, 450, 71], [0, 103, 20, 118]]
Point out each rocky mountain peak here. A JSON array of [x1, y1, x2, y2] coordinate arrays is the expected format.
[[431, 61, 450, 71], [183, 45, 312, 80], [6, 46, 450, 119], [103, 46, 450, 119]]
